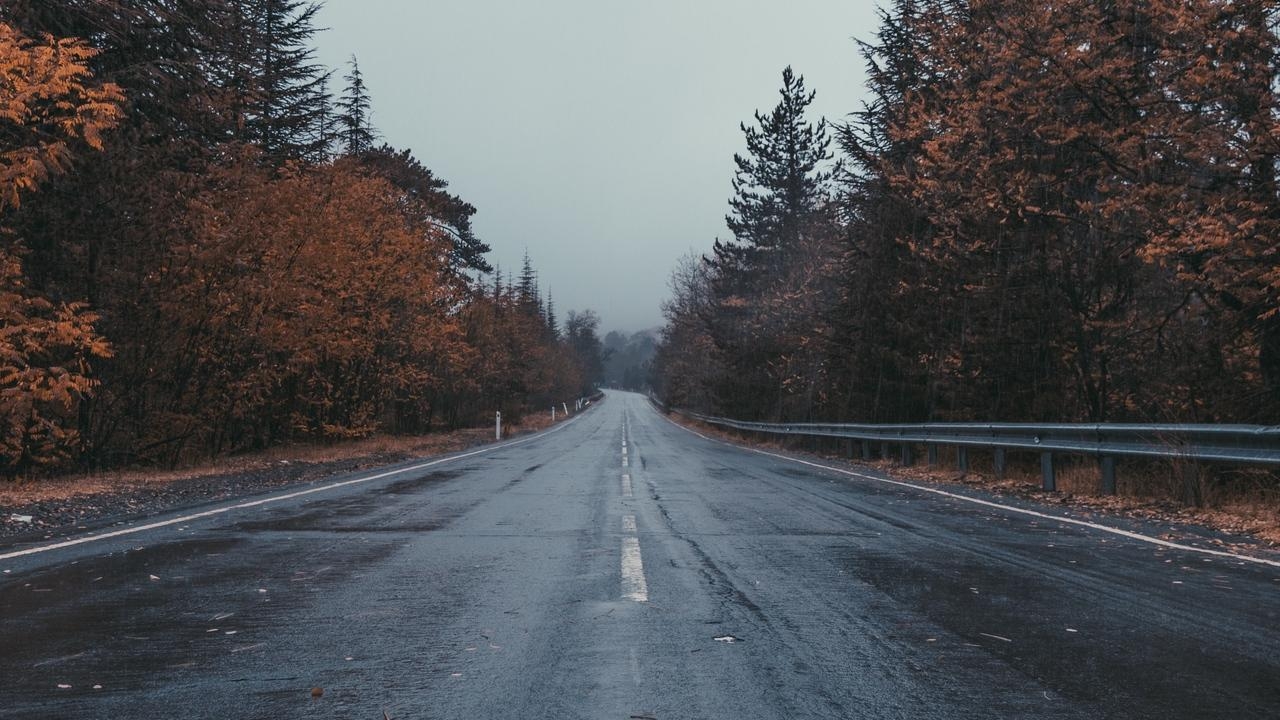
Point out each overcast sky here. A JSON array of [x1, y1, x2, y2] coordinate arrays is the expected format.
[[313, 0, 881, 334]]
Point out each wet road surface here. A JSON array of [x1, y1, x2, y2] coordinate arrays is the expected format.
[[1, 391, 1277, 719]]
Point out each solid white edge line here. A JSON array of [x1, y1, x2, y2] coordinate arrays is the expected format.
[[0, 412, 589, 562], [661, 413, 1280, 570]]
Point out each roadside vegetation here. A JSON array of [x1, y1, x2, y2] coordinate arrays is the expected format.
[[653, 1, 1280, 509], [0, 2, 604, 479], [654, 1, 1280, 429]]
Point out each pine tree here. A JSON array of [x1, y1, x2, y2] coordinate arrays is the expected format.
[[544, 291, 559, 339], [717, 66, 834, 282], [310, 74, 338, 162], [516, 252, 540, 315], [704, 66, 837, 419], [337, 54, 376, 156], [825, 0, 939, 423], [219, 0, 331, 161]]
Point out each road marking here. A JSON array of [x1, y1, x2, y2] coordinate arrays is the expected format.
[[663, 415, 1280, 570], [622, 514, 637, 533], [622, 456, 629, 468], [622, 474, 633, 497], [0, 413, 588, 562], [621, 536, 649, 602]]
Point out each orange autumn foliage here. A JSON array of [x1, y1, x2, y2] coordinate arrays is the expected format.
[[1, 22, 119, 475], [132, 154, 471, 453], [0, 11, 599, 475], [0, 22, 122, 212]]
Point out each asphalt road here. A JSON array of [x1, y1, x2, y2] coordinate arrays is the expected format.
[[1, 391, 1277, 719]]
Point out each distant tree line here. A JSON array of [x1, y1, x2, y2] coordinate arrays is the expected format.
[[654, 0, 1280, 426], [0, 1, 602, 477], [603, 330, 658, 391]]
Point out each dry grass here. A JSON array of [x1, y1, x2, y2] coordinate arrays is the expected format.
[[0, 414, 563, 508], [674, 415, 1280, 547]]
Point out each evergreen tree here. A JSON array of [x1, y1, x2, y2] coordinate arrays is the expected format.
[[338, 54, 376, 156], [310, 74, 338, 162], [825, 0, 939, 423], [220, 0, 331, 161], [704, 66, 837, 419], [516, 252, 540, 315], [716, 66, 834, 283], [544, 291, 559, 339]]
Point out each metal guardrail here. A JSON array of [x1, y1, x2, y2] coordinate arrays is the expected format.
[[666, 406, 1280, 494]]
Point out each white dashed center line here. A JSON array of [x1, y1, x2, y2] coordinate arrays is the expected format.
[[621, 536, 649, 602], [622, 474, 633, 497]]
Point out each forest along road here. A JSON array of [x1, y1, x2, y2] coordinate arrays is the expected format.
[[1, 392, 1277, 720]]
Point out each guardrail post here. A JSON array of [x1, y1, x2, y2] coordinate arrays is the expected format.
[[1100, 456, 1116, 495], [846, 439, 855, 458], [993, 448, 1006, 478], [957, 447, 969, 472], [1041, 452, 1056, 491], [861, 441, 872, 460], [1180, 464, 1203, 506], [927, 444, 938, 466], [901, 444, 914, 466], [880, 442, 890, 460]]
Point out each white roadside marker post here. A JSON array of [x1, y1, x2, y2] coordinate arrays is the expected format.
[[495, 411, 502, 440], [552, 406, 556, 422]]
